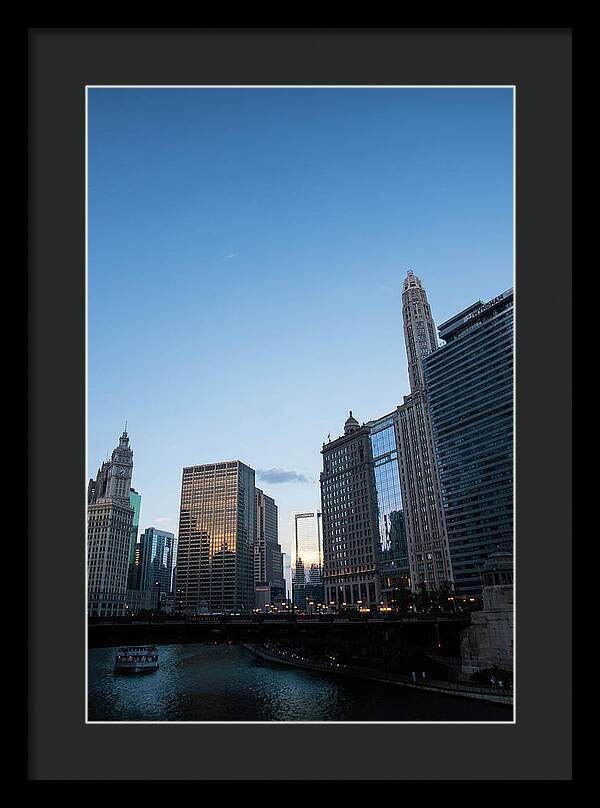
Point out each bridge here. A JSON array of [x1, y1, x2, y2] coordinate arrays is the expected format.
[[88, 614, 472, 681]]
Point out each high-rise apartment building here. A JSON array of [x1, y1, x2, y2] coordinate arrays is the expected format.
[[175, 461, 256, 614], [87, 428, 135, 617], [321, 413, 381, 609], [254, 488, 285, 603], [424, 289, 514, 595], [292, 510, 324, 610], [138, 527, 177, 595]]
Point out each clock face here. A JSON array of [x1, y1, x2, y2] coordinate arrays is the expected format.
[[117, 467, 126, 476]]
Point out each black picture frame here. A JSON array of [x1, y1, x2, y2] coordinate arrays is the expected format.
[[29, 28, 572, 780]]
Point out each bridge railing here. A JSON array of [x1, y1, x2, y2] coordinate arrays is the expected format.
[[253, 645, 512, 699]]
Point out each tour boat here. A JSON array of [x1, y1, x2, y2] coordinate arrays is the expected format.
[[115, 645, 159, 674]]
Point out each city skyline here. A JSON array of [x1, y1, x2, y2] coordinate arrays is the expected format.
[[88, 86, 513, 573]]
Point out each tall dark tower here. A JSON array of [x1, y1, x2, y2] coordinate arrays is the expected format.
[[254, 487, 285, 608], [424, 289, 514, 595], [402, 270, 438, 393]]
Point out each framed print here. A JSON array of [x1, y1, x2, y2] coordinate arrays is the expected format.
[[29, 28, 572, 781]]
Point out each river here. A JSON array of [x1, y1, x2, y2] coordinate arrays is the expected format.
[[88, 643, 513, 722]]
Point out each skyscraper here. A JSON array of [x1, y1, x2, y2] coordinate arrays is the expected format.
[[87, 428, 135, 617], [138, 527, 177, 596], [395, 391, 453, 590], [254, 488, 285, 606], [293, 511, 322, 580], [127, 487, 142, 589], [321, 412, 381, 610], [368, 412, 411, 602], [402, 269, 439, 392], [397, 271, 454, 592], [424, 289, 514, 595], [292, 510, 324, 610], [175, 461, 256, 614]]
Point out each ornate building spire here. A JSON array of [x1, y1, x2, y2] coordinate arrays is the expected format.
[[402, 270, 438, 392], [102, 427, 134, 503]]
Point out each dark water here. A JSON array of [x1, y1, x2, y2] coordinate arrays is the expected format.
[[88, 644, 513, 722]]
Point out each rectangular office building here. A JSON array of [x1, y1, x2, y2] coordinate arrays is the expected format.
[[424, 289, 514, 595], [254, 488, 285, 605], [292, 511, 324, 610], [321, 412, 381, 610], [175, 461, 256, 614], [138, 527, 177, 595]]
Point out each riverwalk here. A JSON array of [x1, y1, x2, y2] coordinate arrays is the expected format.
[[243, 643, 513, 707]]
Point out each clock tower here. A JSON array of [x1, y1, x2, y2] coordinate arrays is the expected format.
[[87, 425, 136, 619], [105, 426, 134, 503]]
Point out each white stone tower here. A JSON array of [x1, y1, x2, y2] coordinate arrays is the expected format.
[[397, 270, 454, 591], [402, 270, 438, 393], [87, 426, 135, 618], [104, 426, 133, 503]]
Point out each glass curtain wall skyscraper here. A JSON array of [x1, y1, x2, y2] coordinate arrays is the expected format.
[[368, 412, 410, 602], [138, 527, 177, 596], [293, 511, 322, 580], [254, 488, 285, 607], [127, 487, 142, 589], [424, 289, 514, 595], [292, 510, 324, 610], [175, 461, 256, 614]]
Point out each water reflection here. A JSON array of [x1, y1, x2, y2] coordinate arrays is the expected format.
[[88, 644, 512, 722]]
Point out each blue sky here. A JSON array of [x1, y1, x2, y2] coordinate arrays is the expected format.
[[88, 87, 513, 568]]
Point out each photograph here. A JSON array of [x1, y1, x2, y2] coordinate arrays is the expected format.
[[85, 85, 515, 723]]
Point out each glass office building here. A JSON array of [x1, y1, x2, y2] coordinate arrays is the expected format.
[[127, 487, 142, 588], [369, 413, 410, 602], [293, 511, 323, 578], [176, 461, 256, 614], [254, 488, 285, 591], [138, 527, 176, 596], [424, 289, 514, 595], [292, 511, 324, 610]]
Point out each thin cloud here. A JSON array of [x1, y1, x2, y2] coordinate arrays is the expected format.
[[153, 516, 172, 525], [257, 468, 314, 485], [223, 252, 239, 260]]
